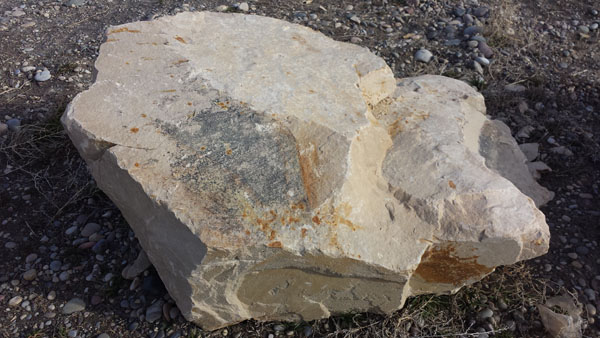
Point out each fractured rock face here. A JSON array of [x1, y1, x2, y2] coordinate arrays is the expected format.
[[62, 12, 552, 330]]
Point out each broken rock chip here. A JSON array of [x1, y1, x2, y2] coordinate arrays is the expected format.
[[62, 12, 550, 329]]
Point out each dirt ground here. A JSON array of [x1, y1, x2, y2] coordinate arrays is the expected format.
[[0, 0, 599, 337]]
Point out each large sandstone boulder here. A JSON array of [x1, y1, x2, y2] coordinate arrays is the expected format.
[[62, 12, 552, 329]]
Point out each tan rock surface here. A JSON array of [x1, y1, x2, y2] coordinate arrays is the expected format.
[[62, 12, 551, 329]]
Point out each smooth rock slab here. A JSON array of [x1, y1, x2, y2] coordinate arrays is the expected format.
[[62, 12, 551, 329]]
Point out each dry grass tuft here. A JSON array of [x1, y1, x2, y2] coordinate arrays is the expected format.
[[0, 106, 97, 224]]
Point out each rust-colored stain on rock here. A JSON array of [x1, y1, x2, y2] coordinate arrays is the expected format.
[[173, 59, 189, 65], [448, 180, 456, 189], [414, 244, 493, 285], [267, 241, 282, 248], [108, 27, 140, 34], [130, 127, 139, 133], [297, 142, 319, 209], [175, 36, 187, 43], [388, 118, 404, 137], [312, 215, 321, 225]]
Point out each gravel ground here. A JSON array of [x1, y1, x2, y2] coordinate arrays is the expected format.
[[1, 0, 599, 337]]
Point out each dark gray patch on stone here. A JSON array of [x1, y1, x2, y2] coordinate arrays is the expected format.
[[155, 98, 307, 210]]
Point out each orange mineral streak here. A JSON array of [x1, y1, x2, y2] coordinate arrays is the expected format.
[[175, 36, 187, 43], [297, 142, 319, 209], [130, 127, 139, 133], [108, 27, 140, 34], [134, 162, 140, 167], [267, 241, 282, 248], [161, 89, 176, 93], [319, 202, 361, 231], [448, 180, 456, 189], [414, 244, 493, 285], [173, 59, 190, 65]]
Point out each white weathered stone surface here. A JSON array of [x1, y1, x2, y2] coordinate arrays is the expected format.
[[62, 12, 551, 330]]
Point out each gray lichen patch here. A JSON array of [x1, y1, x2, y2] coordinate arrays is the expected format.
[[155, 97, 309, 220]]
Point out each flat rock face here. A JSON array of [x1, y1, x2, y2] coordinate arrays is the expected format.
[[62, 12, 552, 329]]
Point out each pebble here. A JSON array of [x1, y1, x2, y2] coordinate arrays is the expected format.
[[6, 118, 21, 132], [127, 321, 139, 331], [25, 253, 38, 263], [59, 271, 70, 281], [68, 329, 78, 338], [81, 223, 101, 237], [497, 300, 508, 310], [5, 241, 17, 249], [34, 69, 51, 82], [475, 56, 490, 66], [472, 60, 483, 74], [463, 14, 474, 26], [23, 269, 37, 281], [471, 35, 487, 43], [63, 298, 86, 314], [586, 303, 597, 316], [9, 295, 23, 306], [505, 84, 526, 93], [576, 246, 589, 255], [146, 301, 164, 323], [92, 239, 107, 253], [97, 334, 110, 338], [415, 49, 433, 63], [21, 66, 36, 72], [215, 5, 228, 11], [478, 308, 494, 319], [478, 42, 494, 58], [463, 26, 482, 36], [91, 295, 103, 305], [238, 2, 249, 12], [467, 40, 479, 48], [473, 7, 489, 17], [50, 260, 62, 271], [169, 307, 180, 320], [67, 0, 87, 6], [65, 226, 78, 236], [349, 15, 361, 24], [584, 289, 596, 301], [591, 23, 598, 30], [0, 123, 7, 135], [47, 291, 56, 300], [578, 25, 590, 34]]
